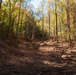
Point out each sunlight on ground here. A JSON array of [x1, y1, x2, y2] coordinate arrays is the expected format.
[[19, 57, 33, 62], [39, 47, 54, 52], [42, 60, 51, 65], [42, 60, 67, 67]]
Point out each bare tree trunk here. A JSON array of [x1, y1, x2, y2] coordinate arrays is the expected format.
[[11, 15, 17, 37], [73, 16, 76, 42], [4, 0, 11, 40], [1, 12, 5, 39], [20, 11, 24, 36], [60, 21, 63, 44], [16, 2, 21, 39], [66, 0, 71, 45], [6, 0, 11, 40], [42, 3, 44, 41], [55, 0, 58, 43], [0, 0, 2, 9], [32, 25, 35, 40], [48, 11, 51, 38]]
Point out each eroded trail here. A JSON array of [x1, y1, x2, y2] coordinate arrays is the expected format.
[[0, 40, 76, 75]]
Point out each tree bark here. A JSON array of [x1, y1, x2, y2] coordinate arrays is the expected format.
[[55, 0, 58, 43], [42, 3, 44, 41], [16, 2, 21, 39], [0, 0, 2, 9], [66, 0, 71, 45], [48, 11, 51, 38]]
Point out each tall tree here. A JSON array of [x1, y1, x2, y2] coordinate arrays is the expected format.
[[47, 0, 51, 38], [8, 0, 11, 39], [0, 0, 2, 9], [16, 0, 21, 39], [40, 0, 45, 40], [55, 0, 58, 43], [66, 0, 71, 45]]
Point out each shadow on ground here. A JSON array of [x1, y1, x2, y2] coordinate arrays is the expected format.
[[0, 40, 76, 75]]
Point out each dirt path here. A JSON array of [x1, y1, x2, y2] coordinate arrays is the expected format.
[[0, 40, 76, 75]]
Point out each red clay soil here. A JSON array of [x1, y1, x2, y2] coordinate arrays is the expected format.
[[0, 39, 76, 75]]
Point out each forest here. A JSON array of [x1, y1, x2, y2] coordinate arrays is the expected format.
[[0, 0, 76, 75]]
